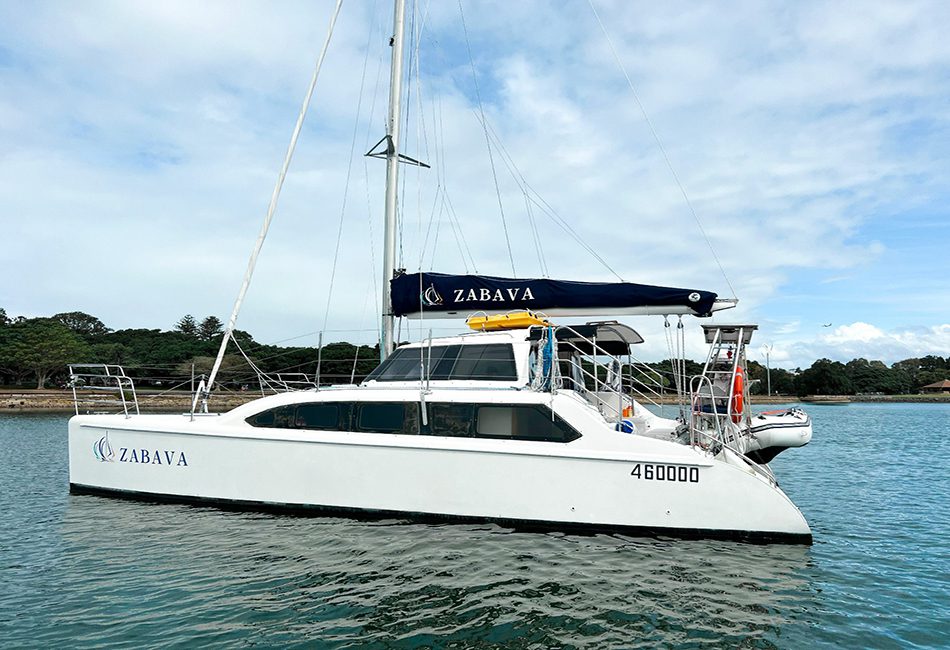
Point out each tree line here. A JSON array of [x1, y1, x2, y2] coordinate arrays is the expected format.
[[0, 309, 379, 390], [743, 356, 947, 396], [0, 308, 946, 395]]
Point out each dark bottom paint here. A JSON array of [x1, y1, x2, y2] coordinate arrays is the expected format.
[[746, 446, 786, 464], [70, 483, 812, 546]]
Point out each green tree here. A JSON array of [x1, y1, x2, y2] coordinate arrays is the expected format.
[[89, 342, 134, 365], [0, 308, 9, 326], [175, 314, 199, 336], [0, 319, 90, 388], [796, 358, 853, 396], [177, 355, 251, 388], [845, 358, 893, 394], [769, 368, 798, 395], [198, 316, 224, 341], [53, 311, 111, 338]]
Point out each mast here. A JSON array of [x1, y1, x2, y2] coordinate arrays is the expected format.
[[380, 0, 406, 361]]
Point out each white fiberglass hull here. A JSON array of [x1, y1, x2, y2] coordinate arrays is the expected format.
[[69, 412, 811, 544]]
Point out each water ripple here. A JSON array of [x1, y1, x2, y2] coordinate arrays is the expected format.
[[1, 407, 948, 648]]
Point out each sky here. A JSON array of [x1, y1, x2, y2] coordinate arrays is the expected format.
[[1, 0, 948, 368]]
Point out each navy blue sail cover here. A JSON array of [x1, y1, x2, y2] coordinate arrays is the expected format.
[[391, 272, 718, 317]]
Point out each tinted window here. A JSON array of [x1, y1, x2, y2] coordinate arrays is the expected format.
[[365, 344, 517, 382], [246, 401, 577, 442], [356, 402, 420, 435], [426, 403, 474, 437], [247, 404, 344, 430], [246, 405, 300, 429], [429, 345, 462, 380], [295, 404, 341, 429], [475, 405, 580, 442], [247, 408, 277, 428]]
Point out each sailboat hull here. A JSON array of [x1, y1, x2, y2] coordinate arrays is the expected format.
[[69, 414, 811, 544]]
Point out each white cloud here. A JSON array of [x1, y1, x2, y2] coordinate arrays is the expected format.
[[775, 321, 800, 336], [0, 0, 948, 358], [755, 322, 950, 368], [824, 322, 887, 344]]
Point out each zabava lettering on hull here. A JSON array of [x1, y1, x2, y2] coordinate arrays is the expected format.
[[118, 447, 189, 466], [93, 435, 188, 467], [451, 287, 535, 304]]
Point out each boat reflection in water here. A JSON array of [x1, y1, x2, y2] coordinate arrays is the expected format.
[[59, 492, 817, 646]]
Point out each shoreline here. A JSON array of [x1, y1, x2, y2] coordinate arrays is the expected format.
[[2, 389, 947, 414]]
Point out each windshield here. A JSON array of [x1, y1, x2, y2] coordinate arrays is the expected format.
[[364, 344, 518, 382]]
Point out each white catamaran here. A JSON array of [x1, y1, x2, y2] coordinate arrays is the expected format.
[[68, 1, 812, 543]]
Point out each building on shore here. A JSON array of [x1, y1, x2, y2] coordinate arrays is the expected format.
[[920, 379, 950, 394]]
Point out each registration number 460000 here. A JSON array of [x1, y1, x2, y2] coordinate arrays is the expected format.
[[630, 463, 699, 483]]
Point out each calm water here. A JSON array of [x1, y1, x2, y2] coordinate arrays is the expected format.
[[1, 404, 948, 648]]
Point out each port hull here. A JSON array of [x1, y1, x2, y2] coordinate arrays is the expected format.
[[69, 414, 812, 544], [69, 482, 810, 544]]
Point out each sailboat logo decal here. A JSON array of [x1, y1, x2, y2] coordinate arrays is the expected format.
[[93, 434, 115, 462], [422, 284, 443, 306]]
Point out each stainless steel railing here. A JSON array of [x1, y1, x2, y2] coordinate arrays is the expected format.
[[68, 364, 139, 418]]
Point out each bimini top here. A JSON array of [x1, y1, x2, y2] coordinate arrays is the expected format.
[[527, 321, 643, 356], [391, 272, 725, 318]]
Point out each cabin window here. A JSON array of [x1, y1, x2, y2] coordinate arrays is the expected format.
[[426, 403, 475, 437], [246, 405, 297, 428], [365, 344, 517, 382], [295, 404, 341, 429], [474, 405, 580, 442], [421, 403, 579, 442], [246, 401, 577, 442], [247, 409, 275, 427], [356, 402, 420, 435], [246, 403, 346, 430], [452, 345, 517, 380]]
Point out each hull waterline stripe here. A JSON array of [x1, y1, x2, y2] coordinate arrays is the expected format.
[[69, 483, 812, 546]]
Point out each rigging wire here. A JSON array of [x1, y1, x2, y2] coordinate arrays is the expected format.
[[586, 0, 737, 299], [397, 0, 419, 270], [204, 0, 344, 397], [412, 0, 429, 338], [228, 331, 284, 392], [478, 114, 624, 281], [458, 0, 517, 276], [664, 315, 689, 418], [322, 0, 379, 334], [409, 20, 617, 282], [425, 78, 447, 270], [475, 115, 548, 276], [419, 188, 438, 262], [523, 193, 549, 277], [406, 23, 485, 275], [350, 276, 376, 383], [412, 0, 432, 274], [463, 113, 547, 276], [443, 192, 479, 272], [361, 6, 387, 313], [416, 38, 448, 272], [435, 93, 477, 272]]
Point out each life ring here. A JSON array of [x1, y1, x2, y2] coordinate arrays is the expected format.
[[731, 367, 744, 423]]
